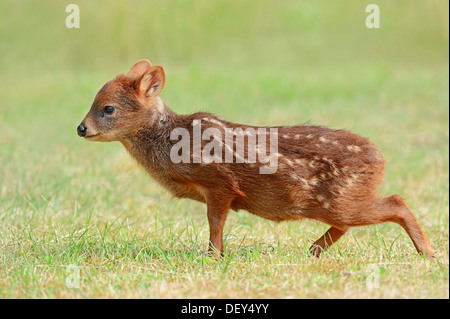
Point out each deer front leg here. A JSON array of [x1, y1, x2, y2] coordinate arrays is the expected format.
[[206, 198, 230, 257]]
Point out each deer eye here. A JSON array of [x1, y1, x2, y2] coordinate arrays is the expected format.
[[104, 106, 115, 114]]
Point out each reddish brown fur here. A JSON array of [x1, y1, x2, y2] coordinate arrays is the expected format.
[[78, 60, 434, 259]]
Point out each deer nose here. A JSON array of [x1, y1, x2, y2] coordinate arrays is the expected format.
[[77, 124, 87, 137]]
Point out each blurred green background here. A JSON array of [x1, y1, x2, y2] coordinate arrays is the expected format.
[[0, 0, 447, 198], [0, 0, 448, 298]]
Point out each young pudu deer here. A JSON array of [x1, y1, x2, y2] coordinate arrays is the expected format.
[[77, 59, 434, 259]]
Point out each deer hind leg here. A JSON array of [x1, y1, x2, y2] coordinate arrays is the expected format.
[[309, 226, 349, 257], [346, 194, 434, 259]]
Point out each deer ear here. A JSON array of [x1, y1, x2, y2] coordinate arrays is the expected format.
[[127, 59, 152, 78], [138, 65, 165, 98]]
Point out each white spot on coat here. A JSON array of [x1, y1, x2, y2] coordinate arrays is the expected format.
[[347, 145, 361, 152]]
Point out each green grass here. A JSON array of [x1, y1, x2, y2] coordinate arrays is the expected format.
[[0, 0, 448, 298]]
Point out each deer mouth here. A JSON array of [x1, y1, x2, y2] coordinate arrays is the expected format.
[[85, 134, 100, 140]]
